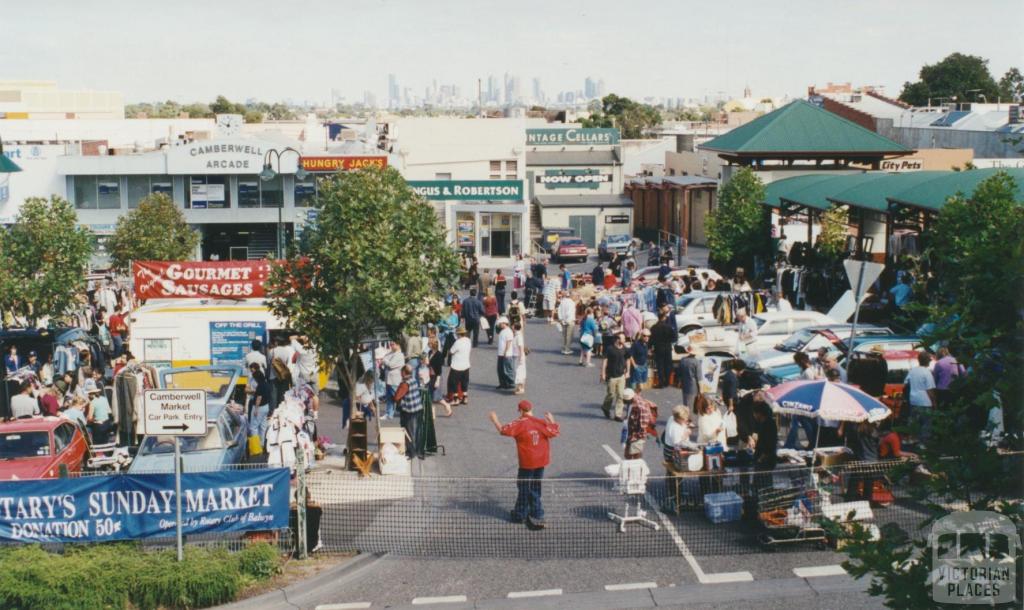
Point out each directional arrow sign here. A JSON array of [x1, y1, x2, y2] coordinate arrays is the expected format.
[[143, 389, 207, 437]]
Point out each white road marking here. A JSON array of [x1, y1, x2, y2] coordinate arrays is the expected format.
[[411, 595, 468, 605], [794, 565, 848, 578], [600, 443, 754, 585], [316, 604, 372, 610], [507, 589, 563, 598], [605, 582, 658, 591]]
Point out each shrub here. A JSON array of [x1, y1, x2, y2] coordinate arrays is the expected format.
[[0, 542, 279, 609]]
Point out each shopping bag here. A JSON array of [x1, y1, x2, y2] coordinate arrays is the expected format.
[[723, 412, 738, 438], [247, 434, 263, 456], [479, 317, 490, 331]]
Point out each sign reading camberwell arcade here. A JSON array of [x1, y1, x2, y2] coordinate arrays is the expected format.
[[526, 128, 620, 146], [166, 138, 298, 174]]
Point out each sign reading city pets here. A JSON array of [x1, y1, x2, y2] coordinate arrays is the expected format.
[[133, 261, 271, 299]]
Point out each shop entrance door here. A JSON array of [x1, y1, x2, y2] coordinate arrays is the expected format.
[[491, 231, 511, 257], [229, 247, 249, 261], [569, 215, 597, 248]]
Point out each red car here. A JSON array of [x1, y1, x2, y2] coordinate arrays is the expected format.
[[553, 236, 589, 263], [0, 418, 89, 480]]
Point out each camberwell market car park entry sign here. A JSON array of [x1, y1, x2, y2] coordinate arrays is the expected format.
[[144, 390, 206, 436]]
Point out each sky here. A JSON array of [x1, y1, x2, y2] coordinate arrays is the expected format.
[[3, 0, 1022, 105]]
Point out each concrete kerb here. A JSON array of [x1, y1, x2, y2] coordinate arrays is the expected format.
[[215, 552, 387, 610]]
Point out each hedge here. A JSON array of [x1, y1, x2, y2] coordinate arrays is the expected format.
[[0, 542, 282, 610]]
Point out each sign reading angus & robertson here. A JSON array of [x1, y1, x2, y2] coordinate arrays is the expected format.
[[407, 180, 523, 201]]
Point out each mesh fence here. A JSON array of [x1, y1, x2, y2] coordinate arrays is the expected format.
[[308, 459, 948, 558]]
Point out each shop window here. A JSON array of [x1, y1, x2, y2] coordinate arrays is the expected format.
[[260, 174, 283, 208], [126, 175, 175, 208], [73, 176, 98, 209], [97, 176, 122, 209], [188, 175, 229, 209], [239, 174, 282, 208], [294, 176, 317, 207], [238, 176, 260, 208]]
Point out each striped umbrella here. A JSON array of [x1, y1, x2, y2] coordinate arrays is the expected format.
[[765, 379, 891, 423]]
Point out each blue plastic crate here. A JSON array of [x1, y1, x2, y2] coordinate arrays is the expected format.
[[704, 491, 743, 524]]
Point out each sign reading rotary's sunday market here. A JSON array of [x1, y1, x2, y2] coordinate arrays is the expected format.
[[133, 261, 270, 299], [407, 180, 523, 201], [526, 128, 620, 146]]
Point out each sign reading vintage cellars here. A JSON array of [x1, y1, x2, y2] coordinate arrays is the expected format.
[[166, 138, 298, 175], [537, 169, 613, 189], [526, 128, 620, 146], [0, 469, 290, 543], [407, 180, 523, 201], [300, 155, 387, 172], [133, 261, 271, 300]]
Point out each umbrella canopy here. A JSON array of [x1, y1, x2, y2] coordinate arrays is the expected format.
[[765, 379, 890, 423]]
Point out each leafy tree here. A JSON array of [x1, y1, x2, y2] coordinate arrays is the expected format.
[[998, 67, 1023, 102], [105, 193, 200, 273], [898, 53, 1000, 106], [265, 166, 460, 409], [705, 167, 768, 272], [816, 207, 849, 260], [0, 196, 93, 326], [832, 172, 1024, 609], [210, 95, 245, 115], [581, 93, 661, 138]]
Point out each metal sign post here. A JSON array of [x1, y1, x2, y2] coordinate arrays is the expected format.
[[842, 260, 885, 357], [143, 389, 207, 562]]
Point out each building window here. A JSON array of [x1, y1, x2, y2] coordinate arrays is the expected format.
[[73, 176, 98, 209], [239, 174, 282, 208], [489, 160, 501, 179], [97, 176, 122, 209], [505, 160, 518, 179], [294, 175, 317, 207], [435, 172, 452, 180], [188, 175, 229, 209], [126, 175, 174, 208]]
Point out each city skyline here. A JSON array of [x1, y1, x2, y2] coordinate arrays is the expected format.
[[2, 0, 1021, 105]]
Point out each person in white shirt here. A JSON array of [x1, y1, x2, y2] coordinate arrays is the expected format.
[[245, 340, 267, 374], [557, 292, 577, 355], [495, 317, 515, 390], [381, 341, 405, 419], [293, 336, 318, 385], [446, 329, 472, 406], [906, 352, 936, 441], [512, 322, 527, 395], [10, 381, 40, 419], [696, 396, 727, 446], [542, 278, 559, 323], [663, 405, 699, 469], [735, 309, 758, 356], [269, 337, 295, 410]]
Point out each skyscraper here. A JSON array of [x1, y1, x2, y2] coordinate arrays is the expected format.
[[532, 77, 544, 104], [597, 79, 606, 98], [584, 76, 597, 99], [387, 74, 399, 108], [487, 75, 499, 104]]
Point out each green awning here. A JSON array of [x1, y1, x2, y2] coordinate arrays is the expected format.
[[829, 171, 949, 212], [887, 168, 1024, 211]]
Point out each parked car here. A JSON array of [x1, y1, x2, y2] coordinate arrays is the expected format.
[[0, 418, 89, 480], [129, 365, 247, 473], [598, 234, 635, 261], [685, 310, 837, 357], [635, 266, 722, 283], [540, 228, 576, 254], [750, 326, 901, 375], [552, 236, 589, 263], [673, 291, 726, 334]]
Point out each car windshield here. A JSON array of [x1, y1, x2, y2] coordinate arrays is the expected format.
[[137, 424, 223, 455], [561, 239, 584, 246], [607, 234, 630, 243], [160, 369, 235, 400], [777, 328, 817, 352], [0, 431, 50, 460]]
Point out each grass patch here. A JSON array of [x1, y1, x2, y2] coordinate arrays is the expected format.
[[0, 542, 283, 610]]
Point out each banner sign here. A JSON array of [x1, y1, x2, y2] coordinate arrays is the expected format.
[[880, 158, 923, 172], [0, 468, 290, 543], [407, 180, 523, 201], [210, 321, 267, 368], [167, 139, 297, 175], [526, 128, 620, 146], [537, 169, 612, 189], [133, 261, 271, 299], [300, 156, 387, 172]]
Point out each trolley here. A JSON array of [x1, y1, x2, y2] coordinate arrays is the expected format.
[[756, 475, 828, 549]]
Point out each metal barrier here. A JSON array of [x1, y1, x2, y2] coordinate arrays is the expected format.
[[307, 459, 941, 558]]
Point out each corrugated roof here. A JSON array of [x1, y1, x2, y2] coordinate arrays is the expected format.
[[526, 150, 620, 166], [533, 194, 634, 208], [630, 175, 718, 187], [701, 100, 911, 155], [764, 168, 1024, 215]]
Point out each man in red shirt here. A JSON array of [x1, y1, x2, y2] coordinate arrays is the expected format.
[[108, 307, 129, 357], [490, 400, 560, 529]]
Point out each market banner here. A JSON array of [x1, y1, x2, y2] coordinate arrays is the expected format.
[[133, 260, 271, 299], [0, 468, 290, 543]]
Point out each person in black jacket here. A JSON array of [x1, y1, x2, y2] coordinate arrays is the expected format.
[[591, 263, 605, 287], [649, 312, 676, 389], [461, 289, 485, 347]]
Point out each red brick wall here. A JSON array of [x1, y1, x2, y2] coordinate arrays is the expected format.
[[822, 98, 877, 132]]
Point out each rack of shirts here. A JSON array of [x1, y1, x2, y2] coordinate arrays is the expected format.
[[111, 362, 158, 446], [711, 291, 769, 325]]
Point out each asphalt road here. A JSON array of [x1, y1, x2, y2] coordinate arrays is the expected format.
[[303, 248, 888, 609]]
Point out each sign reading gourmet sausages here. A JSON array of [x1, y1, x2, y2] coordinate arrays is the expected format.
[[133, 261, 271, 300]]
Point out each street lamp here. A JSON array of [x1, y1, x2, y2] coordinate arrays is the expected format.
[[260, 147, 310, 258]]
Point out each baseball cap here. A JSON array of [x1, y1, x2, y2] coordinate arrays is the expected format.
[[83, 379, 101, 395], [28, 350, 37, 357], [641, 328, 651, 336], [517, 400, 533, 412], [622, 388, 636, 401]]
